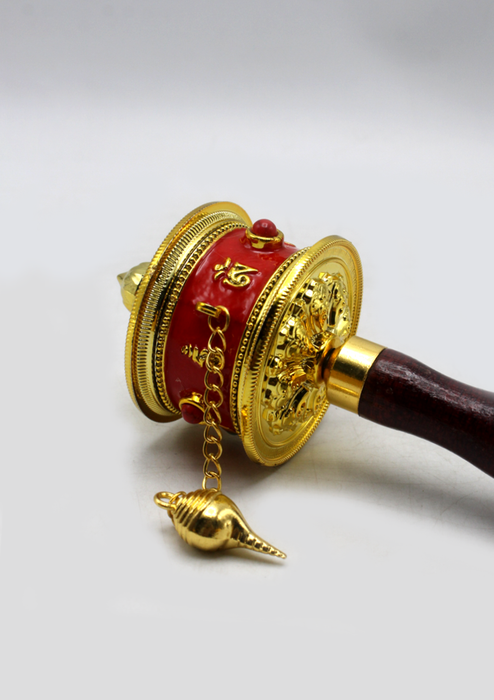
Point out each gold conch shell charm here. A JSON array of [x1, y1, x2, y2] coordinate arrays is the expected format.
[[154, 489, 286, 559]]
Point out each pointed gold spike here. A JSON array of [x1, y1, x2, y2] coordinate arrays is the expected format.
[[154, 489, 286, 559], [117, 262, 150, 311]]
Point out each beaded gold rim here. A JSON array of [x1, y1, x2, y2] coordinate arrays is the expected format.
[[229, 248, 308, 435], [236, 236, 363, 466], [125, 202, 252, 422]]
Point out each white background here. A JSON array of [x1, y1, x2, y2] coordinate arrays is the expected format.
[[1, 2, 494, 698]]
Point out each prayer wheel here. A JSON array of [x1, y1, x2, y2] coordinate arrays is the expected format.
[[119, 201, 494, 474]]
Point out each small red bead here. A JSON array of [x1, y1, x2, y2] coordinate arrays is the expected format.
[[181, 402, 203, 424], [251, 219, 278, 238]]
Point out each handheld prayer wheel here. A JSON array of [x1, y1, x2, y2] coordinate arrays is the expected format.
[[119, 202, 494, 557]]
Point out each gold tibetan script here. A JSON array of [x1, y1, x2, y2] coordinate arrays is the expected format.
[[181, 344, 208, 367], [214, 258, 258, 287]]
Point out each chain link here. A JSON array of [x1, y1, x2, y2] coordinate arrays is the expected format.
[[199, 305, 230, 492]]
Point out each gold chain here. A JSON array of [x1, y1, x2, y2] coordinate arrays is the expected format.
[[196, 303, 230, 492], [153, 300, 285, 559]]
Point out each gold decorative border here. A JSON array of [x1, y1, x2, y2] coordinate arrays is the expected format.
[[229, 248, 307, 435]]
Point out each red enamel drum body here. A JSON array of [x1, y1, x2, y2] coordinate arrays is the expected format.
[[123, 202, 363, 466], [167, 224, 299, 431]]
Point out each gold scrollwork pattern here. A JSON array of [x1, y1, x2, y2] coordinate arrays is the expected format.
[[262, 271, 351, 435]]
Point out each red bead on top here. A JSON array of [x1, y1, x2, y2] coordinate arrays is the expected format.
[[251, 219, 278, 238]]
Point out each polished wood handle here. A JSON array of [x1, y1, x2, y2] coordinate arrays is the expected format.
[[358, 349, 494, 475]]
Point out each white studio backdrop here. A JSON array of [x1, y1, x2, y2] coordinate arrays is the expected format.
[[1, 2, 493, 698]]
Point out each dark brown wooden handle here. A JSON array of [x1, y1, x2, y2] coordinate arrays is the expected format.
[[359, 349, 494, 475]]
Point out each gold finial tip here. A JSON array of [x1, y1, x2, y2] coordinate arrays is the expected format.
[[117, 262, 150, 312], [238, 531, 287, 558]]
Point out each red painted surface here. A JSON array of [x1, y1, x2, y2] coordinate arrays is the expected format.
[[165, 226, 299, 431]]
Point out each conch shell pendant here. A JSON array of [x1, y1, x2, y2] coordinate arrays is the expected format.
[[154, 489, 286, 559]]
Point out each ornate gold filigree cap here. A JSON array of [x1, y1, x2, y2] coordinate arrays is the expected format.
[[237, 235, 363, 465]]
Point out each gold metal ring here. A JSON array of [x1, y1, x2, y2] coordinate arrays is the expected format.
[[154, 491, 184, 511]]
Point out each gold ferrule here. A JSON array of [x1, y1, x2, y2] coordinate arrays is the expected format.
[[324, 336, 385, 414]]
